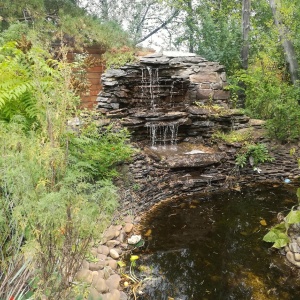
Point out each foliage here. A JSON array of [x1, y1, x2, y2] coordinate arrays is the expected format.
[[263, 197, 300, 249], [103, 45, 136, 69], [193, 7, 242, 74], [0, 40, 133, 299], [0, 1, 134, 61], [235, 143, 274, 168], [229, 62, 300, 142], [263, 222, 290, 249], [212, 129, 253, 144]]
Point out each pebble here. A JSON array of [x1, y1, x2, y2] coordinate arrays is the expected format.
[[106, 274, 121, 291], [120, 291, 128, 300], [110, 289, 121, 300], [294, 252, 300, 261], [98, 245, 110, 255], [289, 242, 300, 253], [286, 251, 300, 267], [106, 259, 118, 270], [92, 276, 109, 293], [88, 287, 100, 300], [106, 240, 120, 248], [123, 215, 134, 223], [109, 249, 120, 259], [124, 223, 134, 233], [76, 269, 94, 283], [89, 261, 105, 271], [97, 253, 107, 261]]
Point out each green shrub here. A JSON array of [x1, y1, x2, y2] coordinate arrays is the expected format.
[[212, 129, 253, 144], [0, 39, 133, 299], [228, 62, 300, 142], [235, 143, 274, 168]]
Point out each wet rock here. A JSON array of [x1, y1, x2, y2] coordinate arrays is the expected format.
[[104, 69, 127, 78], [286, 251, 300, 267], [289, 242, 300, 253], [166, 153, 225, 169]]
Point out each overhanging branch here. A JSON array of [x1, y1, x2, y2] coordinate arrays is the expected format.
[[136, 9, 179, 44]]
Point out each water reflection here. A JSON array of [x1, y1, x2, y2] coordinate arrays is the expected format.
[[139, 185, 300, 300]]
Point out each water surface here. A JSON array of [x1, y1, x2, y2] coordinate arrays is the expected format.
[[139, 185, 300, 300]]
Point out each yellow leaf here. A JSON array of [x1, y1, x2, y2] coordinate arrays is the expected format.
[[144, 229, 152, 237], [190, 205, 197, 209], [260, 219, 267, 226]]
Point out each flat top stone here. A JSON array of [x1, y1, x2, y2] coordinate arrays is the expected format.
[[162, 51, 197, 57]]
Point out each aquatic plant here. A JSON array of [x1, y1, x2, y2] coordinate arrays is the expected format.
[[263, 188, 300, 248]]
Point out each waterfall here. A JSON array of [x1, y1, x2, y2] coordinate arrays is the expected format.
[[146, 66, 160, 110], [146, 122, 179, 148]]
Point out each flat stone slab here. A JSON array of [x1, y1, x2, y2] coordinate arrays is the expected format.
[[166, 152, 225, 169]]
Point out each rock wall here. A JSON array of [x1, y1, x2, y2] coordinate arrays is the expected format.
[[119, 135, 300, 214]]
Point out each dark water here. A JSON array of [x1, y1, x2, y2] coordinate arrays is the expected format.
[[138, 185, 300, 300]]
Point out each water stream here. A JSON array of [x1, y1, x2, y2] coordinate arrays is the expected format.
[[138, 185, 300, 300], [146, 122, 179, 148]]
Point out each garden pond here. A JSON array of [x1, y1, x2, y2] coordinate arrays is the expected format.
[[137, 184, 300, 300]]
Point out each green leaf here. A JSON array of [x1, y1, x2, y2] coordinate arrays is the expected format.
[[263, 230, 278, 243], [272, 237, 289, 249], [285, 210, 300, 225]]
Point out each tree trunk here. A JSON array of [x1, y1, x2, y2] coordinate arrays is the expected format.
[[269, 0, 299, 84], [186, 0, 194, 53], [241, 0, 251, 69]]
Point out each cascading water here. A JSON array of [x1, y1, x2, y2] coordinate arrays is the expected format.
[[146, 66, 160, 110], [146, 122, 179, 149], [141, 65, 182, 147]]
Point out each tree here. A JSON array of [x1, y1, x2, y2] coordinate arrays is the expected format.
[[269, 0, 299, 84], [242, 0, 251, 69]]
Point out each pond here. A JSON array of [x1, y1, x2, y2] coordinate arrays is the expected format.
[[138, 184, 300, 300]]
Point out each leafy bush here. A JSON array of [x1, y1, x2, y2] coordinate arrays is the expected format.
[[235, 143, 274, 168], [229, 60, 300, 142], [0, 39, 133, 299], [212, 129, 253, 144]]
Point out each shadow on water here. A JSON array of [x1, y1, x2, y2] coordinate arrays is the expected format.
[[138, 184, 300, 300]]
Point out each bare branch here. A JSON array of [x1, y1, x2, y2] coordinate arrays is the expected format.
[[136, 9, 179, 44]]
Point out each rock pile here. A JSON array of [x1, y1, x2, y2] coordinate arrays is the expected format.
[[286, 225, 300, 268], [96, 52, 242, 144], [75, 216, 136, 300]]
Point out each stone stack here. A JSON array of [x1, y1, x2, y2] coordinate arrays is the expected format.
[[75, 217, 135, 300], [96, 52, 237, 143]]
